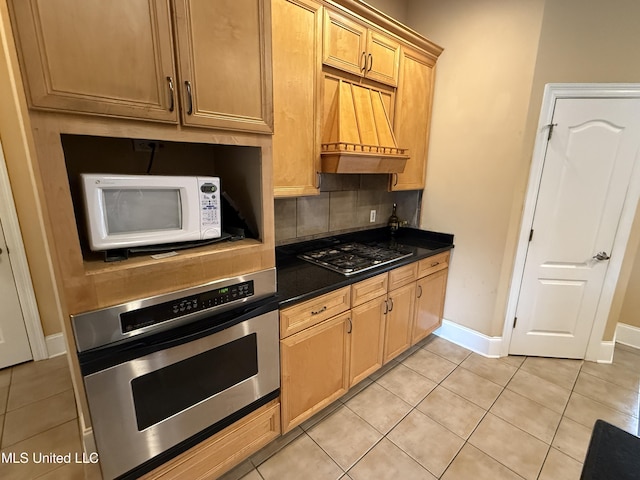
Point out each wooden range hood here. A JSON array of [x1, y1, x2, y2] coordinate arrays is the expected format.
[[321, 79, 409, 174]]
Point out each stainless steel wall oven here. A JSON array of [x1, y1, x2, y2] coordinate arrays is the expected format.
[[71, 269, 279, 480]]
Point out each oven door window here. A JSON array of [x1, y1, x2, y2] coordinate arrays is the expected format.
[[131, 333, 258, 430]]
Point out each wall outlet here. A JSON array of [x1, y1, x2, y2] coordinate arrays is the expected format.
[[132, 139, 161, 152], [370, 209, 376, 223]]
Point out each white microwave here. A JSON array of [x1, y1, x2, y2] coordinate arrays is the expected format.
[[81, 174, 222, 252]]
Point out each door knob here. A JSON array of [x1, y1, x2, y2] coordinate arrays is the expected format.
[[592, 251, 610, 261]]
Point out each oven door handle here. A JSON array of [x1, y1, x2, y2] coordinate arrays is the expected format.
[[79, 297, 279, 375]]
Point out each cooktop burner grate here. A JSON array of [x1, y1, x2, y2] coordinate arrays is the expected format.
[[298, 242, 413, 275]]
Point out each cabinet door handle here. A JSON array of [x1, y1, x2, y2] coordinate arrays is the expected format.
[[347, 317, 352, 334], [360, 51, 367, 72], [367, 53, 373, 72], [166, 76, 175, 112], [311, 305, 327, 315], [384, 299, 389, 314], [316, 172, 321, 189], [388, 297, 394, 312], [417, 285, 423, 298], [393, 173, 398, 186], [185, 80, 193, 115]]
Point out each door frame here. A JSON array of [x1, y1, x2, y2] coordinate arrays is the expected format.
[[0, 140, 47, 360], [502, 83, 640, 362]]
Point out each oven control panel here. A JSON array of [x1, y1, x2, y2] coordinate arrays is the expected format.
[[120, 281, 254, 333]]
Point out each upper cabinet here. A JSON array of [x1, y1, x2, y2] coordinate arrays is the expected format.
[[172, 0, 273, 133], [9, 0, 273, 133], [272, 0, 323, 197], [9, 0, 178, 123], [391, 45, 437, 191], [322, 9, 400, 87]]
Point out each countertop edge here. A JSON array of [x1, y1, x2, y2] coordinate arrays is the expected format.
[[275, 228, 454, 308]]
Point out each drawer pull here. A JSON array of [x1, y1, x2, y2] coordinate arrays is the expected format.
[[431, 261, 439, 267], [311, 305, 327, 315]]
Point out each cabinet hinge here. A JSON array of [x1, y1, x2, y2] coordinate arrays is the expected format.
[[529, 229, 534, 242], [513, 316, 517, 328]]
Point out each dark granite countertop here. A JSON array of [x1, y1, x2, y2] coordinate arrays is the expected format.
[[276, 227, 454, 308]]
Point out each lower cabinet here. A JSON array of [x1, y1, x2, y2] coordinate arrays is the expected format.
[[349, 295, 386, 386], [383, 281, 416, 363], [280, 312, 351, 432], [279, 251, 450, 433], [413, 268, 448, 344]]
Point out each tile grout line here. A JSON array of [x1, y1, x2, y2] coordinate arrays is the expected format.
[[538, 360, 587, 476], [250, 343, 639, 480], [438, 359, 522, 480]]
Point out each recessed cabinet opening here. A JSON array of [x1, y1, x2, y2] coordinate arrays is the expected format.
[[61, 134, 264, 264]]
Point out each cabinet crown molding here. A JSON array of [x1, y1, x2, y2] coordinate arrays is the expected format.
[[326, 0, 443, 59]]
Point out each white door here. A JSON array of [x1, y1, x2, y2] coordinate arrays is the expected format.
[[509, 97, 640, 358], [0, 218, 32, 368]]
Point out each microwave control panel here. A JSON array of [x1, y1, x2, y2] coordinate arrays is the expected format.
[[198, 177, 221, 238], [120, 280, 254, 333]]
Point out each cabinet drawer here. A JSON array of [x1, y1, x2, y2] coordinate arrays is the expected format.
[[142, 400, 280, 480], [417, 251, 450, 278], [351, 273, 388, 307], [280, 286, 351, 338], [388, 262, 417, 290]]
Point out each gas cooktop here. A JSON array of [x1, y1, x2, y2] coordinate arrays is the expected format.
[[298, 242, 413, 275]]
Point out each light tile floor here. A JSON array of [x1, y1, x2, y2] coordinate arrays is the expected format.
[[0, 355, 101, 480], [1, 338, 639, 480], [223, 337, 640, 480]]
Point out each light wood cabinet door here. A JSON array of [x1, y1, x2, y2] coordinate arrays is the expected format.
[[280, 312, 350, 432], [391, 45, 436, 191], [173, 0, 273, 133], [272, 0, 323, 197], [9, 0, 178, 122], [364, 30, 400, 87], [349, 295, 386, 387], [322, 9, 400, 88], [412, 268, 448, 345], [383, 282, 416, 363], [322, 9, 367, 77]]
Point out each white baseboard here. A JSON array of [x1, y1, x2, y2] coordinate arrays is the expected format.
[[45, 333, 66, 358], [434, 319, 503, 358], [595, 340, 615, 364], [615, 323, 640, 350], [435, 319, 622, 362]]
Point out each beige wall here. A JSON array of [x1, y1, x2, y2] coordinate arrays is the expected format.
[[404, 0, 640, 341], [363, 0, 408, 24], [619, 242, 640, 328], [406, 0, 546, 336]]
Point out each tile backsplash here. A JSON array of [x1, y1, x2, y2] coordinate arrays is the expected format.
[[275, 174, 421, 245]]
